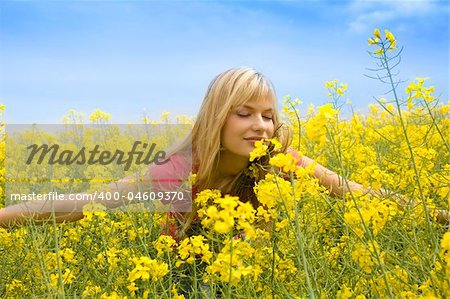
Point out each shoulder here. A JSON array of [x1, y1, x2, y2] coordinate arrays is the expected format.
[[149, 153, 191, 179], [145, 153, 194, 210]]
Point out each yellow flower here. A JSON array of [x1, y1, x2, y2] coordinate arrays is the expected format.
[[177, 235, 212, 264], [374, 48, 384, 56], [325, 80, 348, 97], [63, 268, 75, 283], [82, 285, 102, 297], [275, 219, 289, 232], [257, 206, 273, 223], [373, 28, 381, 39], [266, 138, 282, 151], [82, 201, 107, 220], [325, 80, 336, 88], [318, 103, 339, 120], [161, 111, 171, 122], [337, 284, 353, 299], [195, 189, 222, 208], [351, 242, 384, 274], [254, 173, 292, 209], [128, 256, 169, 282], [368, 38, 379, 45], [206, 239, 256, 285], [105, 247, 121, 268], [214, 220, 234, 234], [249, 139, 268, 162], [440, 232, 450, 260], [385, 30, 396, 44], [50, 268, 75, 289], [61, 248, 76, 264], [171, 286, 186, 299], [5, 279, 23, 294], [199, 194, 255, 234], [269, 152, 298, 173], [154, 235, 176, 256], [127, 282, 138, 293], [89, 109, 111, 123], [100, 291, 122, 299]]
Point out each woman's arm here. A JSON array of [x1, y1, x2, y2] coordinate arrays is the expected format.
[[299, 155, 449, 226], [0, 172, 150, 228], [0, 154, 191, 228], [299, 155, 372, 197], [0, 195, 85, 227]]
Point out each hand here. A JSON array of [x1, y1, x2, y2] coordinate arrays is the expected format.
[[432, 209, 450, 227], [374, 191, 449, 227]]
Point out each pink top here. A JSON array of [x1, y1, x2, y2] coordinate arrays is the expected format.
[[148, 153, 194, 239], [152, 150, 304, 240]]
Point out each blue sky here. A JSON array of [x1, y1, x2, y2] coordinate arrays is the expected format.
[[0, 0, 448, 124]]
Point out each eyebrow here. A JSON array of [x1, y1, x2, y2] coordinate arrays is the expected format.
[[240, 104, 274, 112]]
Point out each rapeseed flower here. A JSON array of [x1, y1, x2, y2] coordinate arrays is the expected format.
[[177, 235, 212, 265], [269, 152, 298, 173], [249, 139, 268, 162], [154, 235, 177, 256], [128, 256, 169, 282]]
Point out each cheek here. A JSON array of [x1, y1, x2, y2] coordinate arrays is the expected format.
[[223, 115, 244, 134], [269, 122, 275, 136], [221, 119, 236, 144], [220, 126, 228, 145]]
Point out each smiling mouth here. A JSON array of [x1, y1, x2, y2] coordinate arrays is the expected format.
[[244, 137, 265, 141]]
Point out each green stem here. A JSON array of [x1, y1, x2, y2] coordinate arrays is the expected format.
[[325, 111, 394, 298], [51, 204, 65, 299], [227, 237, 233, 299], [379, 42, 435, 240], [423, 100, 450, 152], [290, 175, 315, 299]]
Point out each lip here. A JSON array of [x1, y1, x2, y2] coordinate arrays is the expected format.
[[243, 136, 265, 141]]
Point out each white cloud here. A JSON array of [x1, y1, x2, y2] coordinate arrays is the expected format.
[[345, 0, 444, 33], [347, 10, 396, 33]]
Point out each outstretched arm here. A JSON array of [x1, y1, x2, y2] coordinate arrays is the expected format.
[[299, 155, 375, 197], [0, 197, 85, 227], [299, 155, 449, 226], [0, 172, 147, 228], [0, 154, 190, 228]]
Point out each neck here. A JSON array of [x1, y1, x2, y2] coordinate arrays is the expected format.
[[216, 151, 249, 178]]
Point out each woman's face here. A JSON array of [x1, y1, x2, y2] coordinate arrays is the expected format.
[[221, 97, 275, 159]]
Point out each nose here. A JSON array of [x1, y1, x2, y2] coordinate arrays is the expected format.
[[251, 114, 267, 132]]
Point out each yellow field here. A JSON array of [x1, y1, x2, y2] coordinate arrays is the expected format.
[[0, 29, 449, 298]]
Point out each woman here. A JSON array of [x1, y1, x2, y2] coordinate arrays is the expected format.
[[155, 66, 377, 238], [0, 67, 447, 231]]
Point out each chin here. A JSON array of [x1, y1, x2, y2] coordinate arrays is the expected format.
[[237, 152, 251, 160]]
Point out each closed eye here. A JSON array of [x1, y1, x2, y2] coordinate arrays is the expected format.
[[237, 113, 250, 117]]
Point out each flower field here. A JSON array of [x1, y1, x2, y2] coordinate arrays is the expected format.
[[0, 30, 449, 298]]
